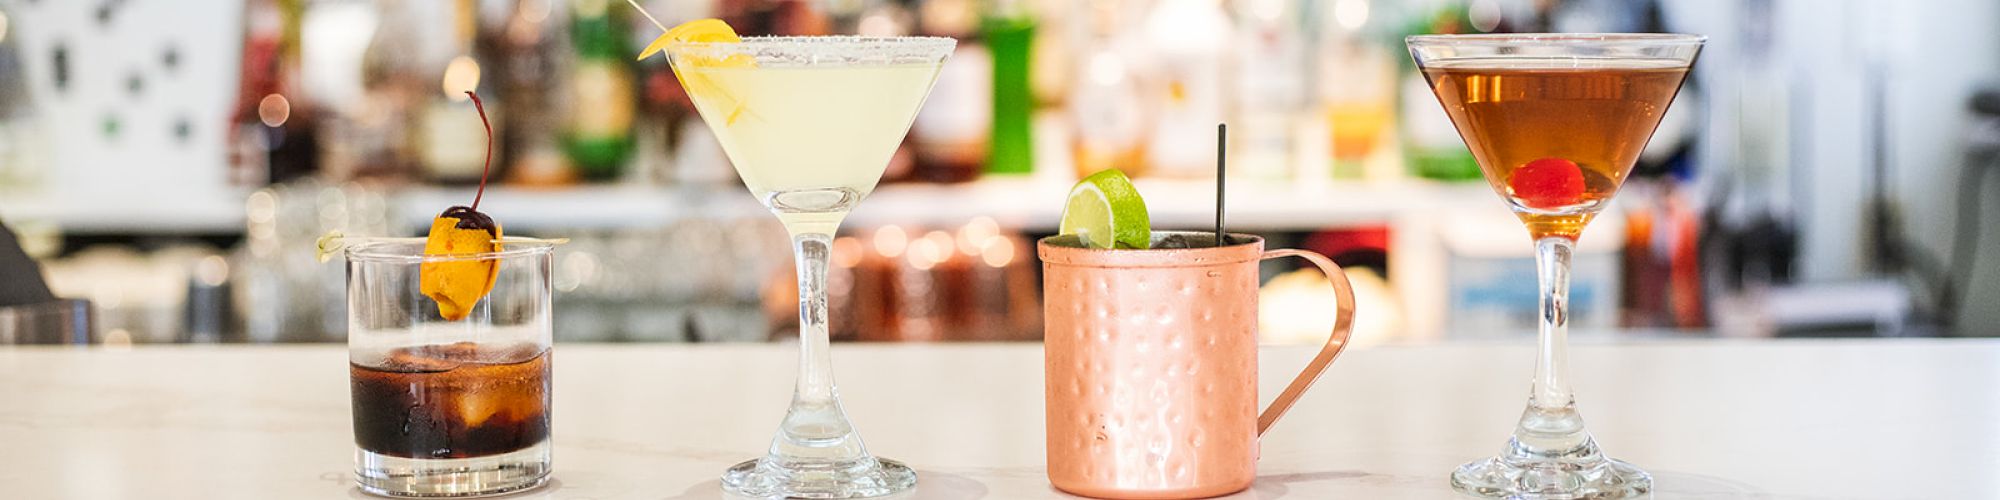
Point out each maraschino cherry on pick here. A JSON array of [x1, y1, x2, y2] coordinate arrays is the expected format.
[[419, 91, 503, 321]]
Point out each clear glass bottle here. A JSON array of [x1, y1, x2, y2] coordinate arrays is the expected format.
[[1067, 0, 1147, 178], [1229, 0, 1307, 180], [909, 0, 990, 183], [498, 0, 576, 187], [1317, 0, 1396, 180], [1140, 0, 1231, 178], [418, 0, 502, 185]]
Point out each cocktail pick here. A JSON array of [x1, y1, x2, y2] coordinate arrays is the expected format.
[[1216, 123, 1227, 247], [623, 0, 669, 32]]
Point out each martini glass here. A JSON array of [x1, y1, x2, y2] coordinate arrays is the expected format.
[[664, 36, 953, 498], [1407, 34, 1702, 498]]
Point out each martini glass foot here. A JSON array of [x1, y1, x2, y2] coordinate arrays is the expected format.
[[722, 456, 917, 499], [1450, 441, 1650, 500]]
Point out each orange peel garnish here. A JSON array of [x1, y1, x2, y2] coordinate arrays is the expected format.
[[638, 18, 740, 61], [644, 19, 755, 126], [420, 214, 502, 321]]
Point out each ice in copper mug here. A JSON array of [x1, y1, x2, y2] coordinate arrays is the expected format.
[[1039, 232, 1356, 499]]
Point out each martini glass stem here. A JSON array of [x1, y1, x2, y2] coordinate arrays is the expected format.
[[762, 229, 872, 467], [793, 232, 838, 403], [1511, 235, 1591, 454], [1531, 236, 1576, 411]]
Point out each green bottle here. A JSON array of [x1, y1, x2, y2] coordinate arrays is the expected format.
[[983, 0, 1035, 175], [1397, 3, 1482, 181], [564, 0, 637, 181]]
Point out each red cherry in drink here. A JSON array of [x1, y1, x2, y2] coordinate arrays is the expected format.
[[1508, 157, 1585, 209]]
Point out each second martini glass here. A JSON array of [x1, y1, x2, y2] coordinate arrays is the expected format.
[[1408, 34, 1702, 498], [665, 36, 954, 498]]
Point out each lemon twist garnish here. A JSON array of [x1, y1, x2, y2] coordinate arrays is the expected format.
[[640, 18, 755, 125], [638, 18, 739, 61]]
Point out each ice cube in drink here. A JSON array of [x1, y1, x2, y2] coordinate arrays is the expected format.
[[349, 342, 550, 459]]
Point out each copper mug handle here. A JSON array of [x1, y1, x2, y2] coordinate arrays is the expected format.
[[1254, 249, 1357, 436]]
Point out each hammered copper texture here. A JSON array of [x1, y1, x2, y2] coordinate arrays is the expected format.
[[1041, 236, 1263, 499]]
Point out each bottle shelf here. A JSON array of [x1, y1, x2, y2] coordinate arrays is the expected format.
[[1, 178, 1500, 235], [392, 178, 1499, 233]]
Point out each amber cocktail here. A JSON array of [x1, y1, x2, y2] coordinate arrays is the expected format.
[[1409, 33, 1702, 498]]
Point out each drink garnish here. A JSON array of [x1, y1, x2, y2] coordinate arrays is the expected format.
[[1508, 157, 1586, 209], [1061, 168, 1152, 249], [420, 91, 503, 321], [635, 16, 755, 125], [639, 18, 740, 60]]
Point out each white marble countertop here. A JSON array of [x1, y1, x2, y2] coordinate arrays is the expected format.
[[1, 340, 1994, 499]]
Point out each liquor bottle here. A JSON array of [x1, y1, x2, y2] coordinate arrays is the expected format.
[[229, 0, 322, 185], [983, 0, 1035, 175], [823, 0, 870, 33], [1229, 0, 1307, 179], [563, 0, 638, 182], [1068, 0, 1146, 179], [1140, 0, 1231, 178], [498, 0, 575, 187], [851, 0, 915, 37], [417, 0, 500, 185], [354, 0, 426, 182], [1027, 0, 1071, 108], [721, 0, 831, 36], [634, 0, 700, 185], [1317, 0, 1396, 180], [1396, 1, 1481, 181], [908, 0, 989, 183]]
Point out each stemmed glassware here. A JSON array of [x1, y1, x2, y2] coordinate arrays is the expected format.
[[1407, 34, 1703, 498], [663, 36, 955, 498]]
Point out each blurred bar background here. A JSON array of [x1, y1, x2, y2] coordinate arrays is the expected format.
[[0, 0, 1996, 344]]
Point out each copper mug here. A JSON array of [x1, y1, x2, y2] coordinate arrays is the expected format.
[[1039, 232, 1356, 499]]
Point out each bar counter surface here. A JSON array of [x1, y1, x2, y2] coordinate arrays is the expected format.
[[1, 339, 1992, 499]]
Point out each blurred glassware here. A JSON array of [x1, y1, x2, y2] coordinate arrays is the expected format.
[[840, 219, 1039, 342], [236, 180, 391, 342], [0, 299, 95, 345], [41, 244, 229, 344], [182, 254, 235, 343], [551, 215, 786, 342]]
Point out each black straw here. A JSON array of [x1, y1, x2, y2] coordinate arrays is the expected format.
[[1215, 123, 1227, 247]]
